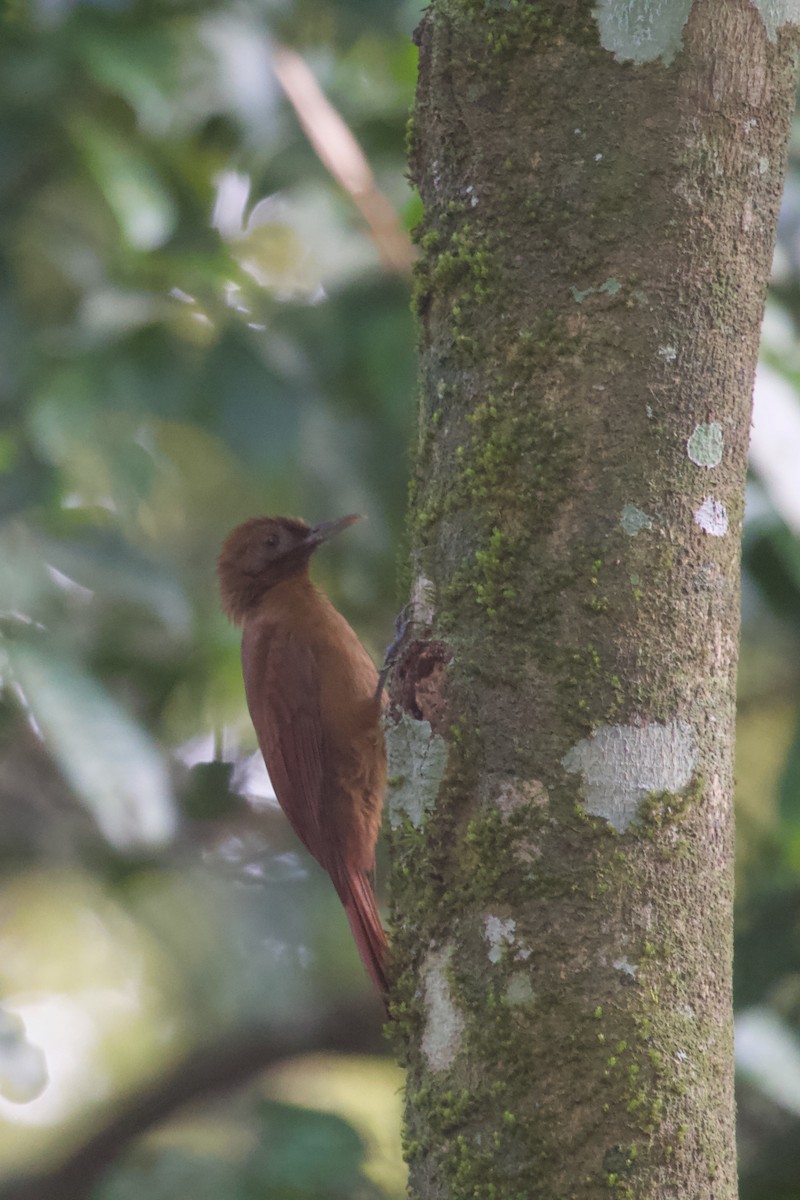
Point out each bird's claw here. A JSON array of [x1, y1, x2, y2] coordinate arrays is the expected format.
[[374, 603, 412, 701]]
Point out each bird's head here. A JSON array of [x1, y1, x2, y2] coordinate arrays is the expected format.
[[217, 514, 361, 623]]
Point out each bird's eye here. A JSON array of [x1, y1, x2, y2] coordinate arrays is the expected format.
[[265, 533, 279, 549]]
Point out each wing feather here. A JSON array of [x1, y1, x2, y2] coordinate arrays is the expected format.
[[240, 610, 388, 1003], [241, 622, 326, 863]]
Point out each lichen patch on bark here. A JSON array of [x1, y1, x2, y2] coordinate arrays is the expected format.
[[753, 0, 800, 41], [687, 422, 724, 468], [505, 971, 535, 1007], [420, 944, 464, 1073], [694, 497, 729, 536], [620, 504, 653, 536], [593, 0, 693, 65], [483, 914, 517, 963], [562, 721, 697, 831], [386, 712, 448, 830], [412, 574, 436, 625]]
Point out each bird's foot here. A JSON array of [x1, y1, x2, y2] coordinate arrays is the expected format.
[[374, 604, 412, 701]]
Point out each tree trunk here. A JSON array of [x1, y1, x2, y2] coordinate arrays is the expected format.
[[386, 4, 800, 1199]]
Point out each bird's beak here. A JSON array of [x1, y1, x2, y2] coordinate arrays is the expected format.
[[306, 514, 363, 547]]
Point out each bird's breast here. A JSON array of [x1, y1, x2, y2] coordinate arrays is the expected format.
[[251, 578, 383, 752]]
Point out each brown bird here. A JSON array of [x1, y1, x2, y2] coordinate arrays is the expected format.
[[217, 514, 388, 1000]]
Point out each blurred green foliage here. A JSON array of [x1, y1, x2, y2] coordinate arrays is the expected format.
[[736, 117, 800, 1199], [2, 1, 800, 1197], [97, 1101, 381, 1200], [0, 0, 416, 1195]]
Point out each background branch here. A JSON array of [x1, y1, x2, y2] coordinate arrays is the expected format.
[[0, 1000, 385, 1200], [272, 44, 415, 276]]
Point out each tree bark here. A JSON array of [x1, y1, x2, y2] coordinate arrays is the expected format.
[[386, 4, 800, 1199]]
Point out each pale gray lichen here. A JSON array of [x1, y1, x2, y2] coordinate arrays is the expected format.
[[386, 713, 447, 829], [484, 915, 517, 964], [506, 972, 535, 1007], [687, 422, 724, 468], [484, 915, 531, 963], [593, 1, 799, 69], [562, 720, 697, 832], [752, 0, 800, 41], [570, 277, 622, 303], [421, 944, 464, 1072], [411, 574, 435, 626], [620, 504, 653, 536], [694, 497, 729, 537], [593, 0, 693, 65]]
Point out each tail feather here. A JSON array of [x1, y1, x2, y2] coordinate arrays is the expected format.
[[342, 871, 389, 1003]]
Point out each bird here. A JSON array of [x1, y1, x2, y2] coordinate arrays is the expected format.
[[217, 514, 389, 1001]]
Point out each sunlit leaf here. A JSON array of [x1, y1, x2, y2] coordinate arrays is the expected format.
[[737, 1008, 800, 1117]]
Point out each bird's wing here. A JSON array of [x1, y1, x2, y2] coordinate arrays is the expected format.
[[241, 621, 326, 863]]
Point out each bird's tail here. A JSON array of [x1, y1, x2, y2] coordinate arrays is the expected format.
[[341, 870, 390, 1004]]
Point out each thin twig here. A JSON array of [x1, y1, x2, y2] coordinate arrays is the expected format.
[[272, 45, 415, 277]]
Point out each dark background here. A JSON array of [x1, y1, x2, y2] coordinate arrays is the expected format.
[[0, 4, 798, 1197]]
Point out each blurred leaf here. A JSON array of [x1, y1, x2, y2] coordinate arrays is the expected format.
[[29, 371, 157, 523], [778, 712, 800, 846], [0, 523, 54, 618], [202, 332, 303, 470], [743, 521, 800, 631], [247, 1099, 377, 1197], [43, 532, 191, 635], [266, 1054, 406, 1197], [734, 886, 800, 1010], [77, 25, 183, 135], [0, 120, 43, 205], [181, 760, 240, 820], [7, 640, 177, 849], [97, 1099, 382, 1200], [144, 420, 280, 561], [72, 115, 177, 251], [737, 1008, 800, 1118], [97, 1148, 244, 1200], [283, 0, 415, 45]]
